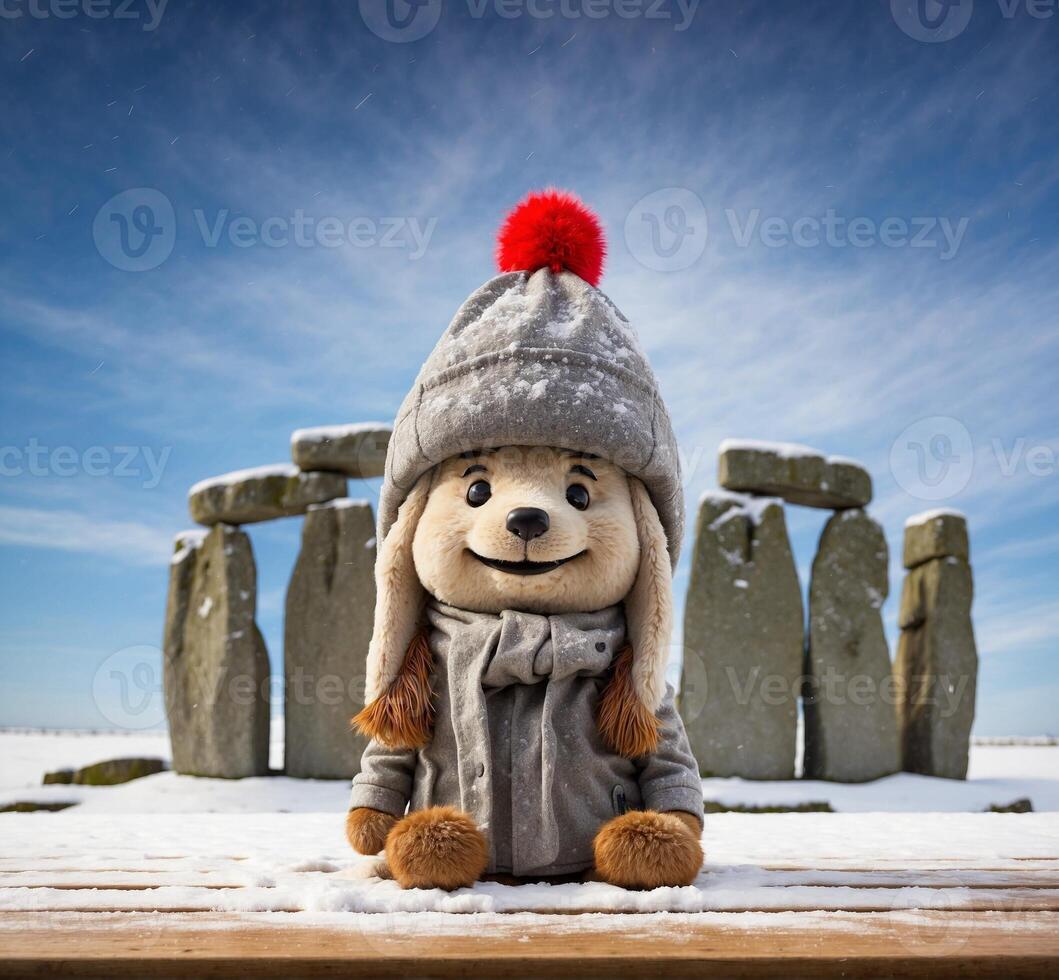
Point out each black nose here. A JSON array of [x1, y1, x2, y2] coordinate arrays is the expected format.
[[506, 507, 550, 542]]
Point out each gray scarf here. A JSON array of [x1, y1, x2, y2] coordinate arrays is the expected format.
[[426, 600, 626, 872]]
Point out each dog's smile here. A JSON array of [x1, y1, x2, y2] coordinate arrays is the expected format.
[[469, 549, 586, 576]]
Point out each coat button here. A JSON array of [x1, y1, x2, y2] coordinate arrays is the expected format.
[[595, 641, 607, 652], [476, 762, 485, 778]]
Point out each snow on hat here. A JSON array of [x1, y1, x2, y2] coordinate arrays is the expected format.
[[357, 191, 684, 757], [378, 189, 684, 562]]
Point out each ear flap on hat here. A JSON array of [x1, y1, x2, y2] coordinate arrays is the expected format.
[[598, 476, 673, 758], [353, 472, 435, 749]]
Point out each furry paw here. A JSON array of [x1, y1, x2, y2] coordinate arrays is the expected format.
[[345, 807, 398, 855], [385, 806, 488, 890], [593, 810, 703, 889], [665, 809, 704, 838]]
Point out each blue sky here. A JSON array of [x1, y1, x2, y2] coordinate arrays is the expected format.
[[1, 0, 1056, 734]]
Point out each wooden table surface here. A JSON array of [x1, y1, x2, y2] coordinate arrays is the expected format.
[[2, 812, 1057, 978]]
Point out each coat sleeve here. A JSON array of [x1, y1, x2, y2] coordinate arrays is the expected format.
[[635, 684, 704, 827], [348, 741, 416, 817]]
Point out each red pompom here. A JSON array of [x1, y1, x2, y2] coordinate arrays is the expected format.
[[496, 189, 606, 287]]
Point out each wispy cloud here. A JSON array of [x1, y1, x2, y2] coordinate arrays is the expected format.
[[0, 506, 172, 566], [976, 602, 1059, 657]]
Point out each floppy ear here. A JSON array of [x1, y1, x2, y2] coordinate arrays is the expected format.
[[353, 472, 434, 748], [598, 476, 673, 758], [624, 476, 674, 712]]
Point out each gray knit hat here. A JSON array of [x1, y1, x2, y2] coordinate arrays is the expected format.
[[379, 196, 684, 563]]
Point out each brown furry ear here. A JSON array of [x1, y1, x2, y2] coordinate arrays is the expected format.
[[363, 473, 432, 703], [598, 646, 661, 758], [622, 477, 673, 714], [353, 630, 434, 749]]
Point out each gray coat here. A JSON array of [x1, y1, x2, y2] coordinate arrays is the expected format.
[[350, 602, 703, 877]]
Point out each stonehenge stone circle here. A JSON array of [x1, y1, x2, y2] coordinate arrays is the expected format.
[[803, 509, 900, 782], [896, 511, 977, 779], [163, 525, 270, 778], [189, 464, 346, 526], [284, 499, 377, 779], [164, 422, 981, 790], [291, 423, 391, 478], [719, 439, 872, 510], [679, 491, 804, 779]]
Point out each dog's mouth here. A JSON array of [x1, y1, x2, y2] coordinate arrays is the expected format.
[[468, 549, 586, 576]]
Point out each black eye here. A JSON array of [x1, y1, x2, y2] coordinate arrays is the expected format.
[[466, 480, 491, 507], [566, 483, 590, 511]]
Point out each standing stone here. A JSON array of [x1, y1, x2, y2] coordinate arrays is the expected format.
[[719, 439, 872, 510], [284, 500, 377, 779], [679, 492, 803, 779], [291, 423, 391, 478], [189, 465, 346, 526], [803, 509, 900, 782], [163, 525, 270, 778], [895, 512, 977, 779]]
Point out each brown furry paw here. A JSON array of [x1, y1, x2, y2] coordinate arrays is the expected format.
[[385, 806, 488, 890], [346, 807, 398, 855], [666, 809, 704, 837], [593, 810, 703, 889]]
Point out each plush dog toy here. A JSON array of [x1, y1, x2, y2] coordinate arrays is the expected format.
[[346, 190, 704, 890]]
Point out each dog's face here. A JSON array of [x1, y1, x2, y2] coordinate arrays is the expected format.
[[411, 446, 640, 615]]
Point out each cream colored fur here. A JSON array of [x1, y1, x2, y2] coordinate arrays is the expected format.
[[365, 445, 674, 714], [412, 447, 639, 615], [364, 474, 432, 702], [623, 476, 673, 713]]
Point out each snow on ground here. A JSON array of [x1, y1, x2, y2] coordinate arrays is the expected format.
[[702, 744, 1059, 812], [2, 811, 1057, 917], [3, 730, 1057, 922], [1, 728, 1057, 814], [1, 729, 172, 791]]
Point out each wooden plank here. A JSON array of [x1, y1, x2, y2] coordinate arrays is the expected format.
[[0, 872, 259, 889], [748, 859, 1059, 872], [0, 910, 1056, 978]]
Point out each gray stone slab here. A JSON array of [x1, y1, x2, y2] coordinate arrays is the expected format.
[[163, 525, 270, 778], [718, 439, 871, 510], [291, 423, 391, 479], [895, 553, 978, 780], [903, 509, 969, 569], [42, 770, 75, 785], [804, 509, 900, 783], [189, 464, 346, 526], [72, 758, 166, 785], [284, 500, 376, 779], [679, 492, 803, 779]]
